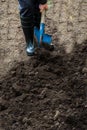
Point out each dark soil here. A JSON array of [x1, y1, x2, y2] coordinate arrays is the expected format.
[[0, 40, 87, 130]]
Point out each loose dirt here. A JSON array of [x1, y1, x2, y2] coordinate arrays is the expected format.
[[0, 0, 87, 130], [0, 41, 87, 130]]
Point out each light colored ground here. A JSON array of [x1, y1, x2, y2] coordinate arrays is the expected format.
[[0, 0, 87, 78]]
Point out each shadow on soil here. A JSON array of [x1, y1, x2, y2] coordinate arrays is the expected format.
[[0, 40, 87, 130]]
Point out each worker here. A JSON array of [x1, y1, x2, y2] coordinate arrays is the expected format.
[[18, 0, 48, 56]]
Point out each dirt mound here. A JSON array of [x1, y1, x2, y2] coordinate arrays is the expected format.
[[0, 41, 87, 130]]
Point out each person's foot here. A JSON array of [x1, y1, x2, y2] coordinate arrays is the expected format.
[[26, 42, 35, 56]]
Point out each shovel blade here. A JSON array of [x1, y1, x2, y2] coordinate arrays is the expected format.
[[34, 27, 40, 44], [34, 27, 52, 47], [42, 34, 52, 45]]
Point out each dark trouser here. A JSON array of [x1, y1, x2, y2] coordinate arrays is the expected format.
[[17, 0, 42, 55], [18, 0, 41, 28]]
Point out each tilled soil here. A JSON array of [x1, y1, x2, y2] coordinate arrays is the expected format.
[[0, 40, 87, 130]]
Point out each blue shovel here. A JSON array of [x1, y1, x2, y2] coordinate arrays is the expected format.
[[34, 10, 54, 50]]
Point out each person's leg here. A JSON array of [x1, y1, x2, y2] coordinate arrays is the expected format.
[[18, 0, 35, 56], [34, 0, 41, 29]]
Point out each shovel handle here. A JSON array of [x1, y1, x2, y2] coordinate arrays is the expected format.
[[41, 10, 45, 24]]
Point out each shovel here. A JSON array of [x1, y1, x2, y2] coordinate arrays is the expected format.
[[34, 10, 54, 50]]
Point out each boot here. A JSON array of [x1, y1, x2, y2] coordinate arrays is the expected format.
[[20, 17, 35, 56]]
